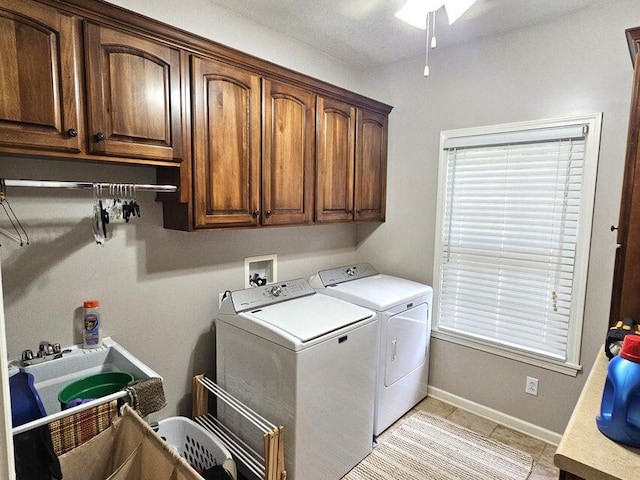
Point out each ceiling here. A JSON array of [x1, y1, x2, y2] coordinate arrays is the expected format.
[[206, 0, 605, 69]]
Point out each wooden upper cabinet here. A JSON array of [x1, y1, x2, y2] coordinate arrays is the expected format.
[[0, 0, 391, 230], [262, 79, 315, 226], [191, 56, 261, 228], [316, 96, 356, 223], [84, 22, 182, 162], [0, 0, 81, 153], [355, 109, 387, 222]]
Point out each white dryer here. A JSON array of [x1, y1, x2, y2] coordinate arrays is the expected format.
[[216, 279, 377, 480], [310, 263, 432, 436]]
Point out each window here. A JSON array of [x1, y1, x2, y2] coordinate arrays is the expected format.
[[432, 114, 602, 375]]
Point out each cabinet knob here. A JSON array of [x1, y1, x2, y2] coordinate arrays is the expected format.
[[252, 210, 260, 217], [348, 209, 353, 214], [67, 128, 78, 138], [265, 210, 272, 218], [94, 132, 106, 142], [611, 225, 618, 232]]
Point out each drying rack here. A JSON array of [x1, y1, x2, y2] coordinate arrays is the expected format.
[[12, 391, 124, 436], [192, 374, 286, 480]]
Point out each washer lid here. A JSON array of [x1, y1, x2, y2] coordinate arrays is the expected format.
[[248, 293, 374, 343], [322, 274, 432, 311]]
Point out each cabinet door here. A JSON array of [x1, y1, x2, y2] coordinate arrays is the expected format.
[[262, 79, 315, 225], [192, 56, 261, 228], [84, 22, 182, 162], [0, 0, 81, 153], [355, 108, 387, 222], [316, 96, 356, 223], [610, 52, 640, 325]]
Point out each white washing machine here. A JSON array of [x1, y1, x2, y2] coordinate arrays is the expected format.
[[310, 263, 432, 436], [216, 278, 377, 480]]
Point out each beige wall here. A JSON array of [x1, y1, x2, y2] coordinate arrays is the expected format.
[[356, 0, 639, 433]]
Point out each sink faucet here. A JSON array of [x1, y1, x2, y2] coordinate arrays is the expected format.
[[38, 341, 60, 356], [21, 341, 63, 366]]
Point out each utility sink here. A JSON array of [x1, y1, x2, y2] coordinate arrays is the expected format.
[[9, 337, 160, 433]]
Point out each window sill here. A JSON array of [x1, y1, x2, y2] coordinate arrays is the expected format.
[[431, 329, 582, 377]]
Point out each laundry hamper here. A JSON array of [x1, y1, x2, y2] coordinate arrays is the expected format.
[[156, 416, 237, 479], [59, 404, 210, 480]]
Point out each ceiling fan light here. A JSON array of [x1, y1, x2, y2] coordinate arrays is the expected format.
[[444, 0, 477, 25], [395, 0, 444, 30]]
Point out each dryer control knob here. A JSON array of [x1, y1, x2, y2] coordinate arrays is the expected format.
[[270, 285, 282, 297], [346, 267, 357, 276]]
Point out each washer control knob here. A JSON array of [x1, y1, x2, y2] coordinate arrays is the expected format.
[[346, 267, 357, 276], [270, 285, 282, 297]]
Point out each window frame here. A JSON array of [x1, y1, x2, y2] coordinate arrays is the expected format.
[[432, 113, 603, 376]]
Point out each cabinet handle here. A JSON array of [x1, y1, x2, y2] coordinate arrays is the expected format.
[[252, 210, 260, 217], [94, 132, 106, 142], [265, 210, 272, 218], [67, 128, 78, 138]]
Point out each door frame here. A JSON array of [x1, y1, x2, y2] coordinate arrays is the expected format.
[[0, 260, 16, 479]]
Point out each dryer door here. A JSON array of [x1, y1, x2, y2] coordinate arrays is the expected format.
[[384, 303, 429, 387]]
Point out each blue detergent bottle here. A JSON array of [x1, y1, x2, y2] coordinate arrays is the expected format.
[[596, 334, 640, 447]]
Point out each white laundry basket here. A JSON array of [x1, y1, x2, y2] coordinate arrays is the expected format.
[[156, 416, 237, 479]]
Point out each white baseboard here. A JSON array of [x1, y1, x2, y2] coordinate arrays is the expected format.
[[427, 386, 562, 446]]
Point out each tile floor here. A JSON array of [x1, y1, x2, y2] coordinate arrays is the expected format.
[[375, 396, 559, 480]]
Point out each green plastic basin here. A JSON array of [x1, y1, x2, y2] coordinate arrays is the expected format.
[[58, 371, 134, 408]]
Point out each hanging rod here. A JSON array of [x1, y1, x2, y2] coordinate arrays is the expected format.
[[12, 391, 127, 436], [1, 179, 177, 193]]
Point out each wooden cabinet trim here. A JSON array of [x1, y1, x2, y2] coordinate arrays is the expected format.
[[626, 27, 640, 65]]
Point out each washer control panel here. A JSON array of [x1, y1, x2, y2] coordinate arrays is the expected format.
[[316, 263, 378, 286], [231, 278, 315, 312]]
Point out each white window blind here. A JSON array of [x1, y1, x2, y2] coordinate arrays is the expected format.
[[434, 115, 601, 371]]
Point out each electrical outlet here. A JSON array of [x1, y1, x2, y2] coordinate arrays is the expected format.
[[525, 376, 539, 396]]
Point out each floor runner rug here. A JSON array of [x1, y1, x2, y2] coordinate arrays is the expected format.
[[344, 411, 533, 480]]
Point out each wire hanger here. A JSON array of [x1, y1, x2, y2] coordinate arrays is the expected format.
[[0, 179, 29, 247]]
